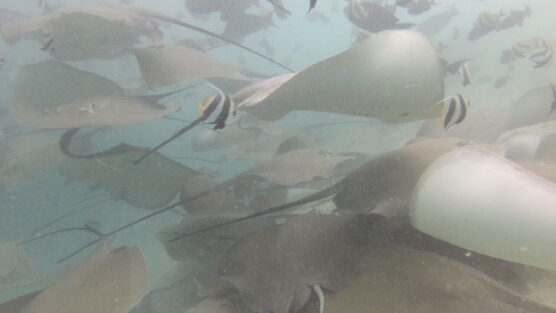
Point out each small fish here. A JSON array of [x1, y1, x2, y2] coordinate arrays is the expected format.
[[345, 0, 414, 33], [500, 5, 532, 29], [458, 61, 472, 87], [478, 11, 503, 30], [134, 85, 235, 164], [438, 94, 469, 129], [407, 0, 435, 15], [198, 90, 236, 130], [467, 11, 504, 41], [511, 38, 545, 57], [529, 43, 553, 68]]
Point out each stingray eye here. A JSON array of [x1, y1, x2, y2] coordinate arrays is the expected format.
[[197, 95, 213, 116]]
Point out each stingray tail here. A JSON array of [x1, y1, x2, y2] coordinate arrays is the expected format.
[[133, 116, 207, 164], [139, 7, 294, 73], [168, 185, 337, 242]]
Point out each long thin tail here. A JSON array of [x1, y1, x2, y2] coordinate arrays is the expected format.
[[140, 7, 294, 73], [168, 186, 337, 242], [133, 116, 206, 164]]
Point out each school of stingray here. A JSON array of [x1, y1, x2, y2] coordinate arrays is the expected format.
[[3, 0, 556, 312]]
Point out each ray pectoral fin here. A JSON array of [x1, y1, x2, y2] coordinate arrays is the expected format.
[[133, 115, 207, 164]]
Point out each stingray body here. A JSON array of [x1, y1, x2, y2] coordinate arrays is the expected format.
[[243, 148, 352, 186], [0, 291, 41, 313], [0, 133, 68, 190], [0, 242, 38, 290], [300, 243, 556, 313], [58, 140, 199, 210], [133, 44, 249, 88], [0, 3, 291, 71], [506, 84, 556, 131], [410, 145, 556, 271], [9, 60, 181, 129], [170, 137, 467, 243], [21, 240, 148, 313], [220, 212, 378, 313], [1, 4, 163, 60], [236, 30, 444, 123]]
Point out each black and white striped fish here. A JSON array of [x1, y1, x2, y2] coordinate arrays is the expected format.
[[438, 93, 469, 129], [529, 43, 553, 68], [511, 38, 544, 57], [134, 87, 235, 164], [458, 61, 472, 87], [198, 90, 236, 130]]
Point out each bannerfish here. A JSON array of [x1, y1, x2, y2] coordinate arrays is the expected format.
[[438, 94, 469, 129], [407, 0, 435, 15], [500, 5, 532, 29], [458, 61, 472, 87], [468, 11, 504, 41], [512, 38, 545, 57], [345, 1, 414, 33], [134, 86, 236, 164], [529, 43, 553, 68]]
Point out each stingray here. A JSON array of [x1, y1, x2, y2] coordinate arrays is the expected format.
[[506, 84, 556, 131], [56, 137, 470, 261], [0, 133, 71, 190], [58, 135, 199, 210], [219, 212, 379, 313], [236, 30, 444, 123], [0, 241, 39, 290], [133, 30, 444, 162], [1, 3, 291, 71], [20, 240, 148, 313], [0, 291, 41, 313], [164, 137, 467, 238], [179, 174, 246, 216], [497, 120, 556, 161], [9, 60, 183, 129], [133, 44, 249, 88], [243, 149, 352, 186], [158, 214, 281, 299], [299, 243, 556, 313], [410, 145, 556, 271]]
